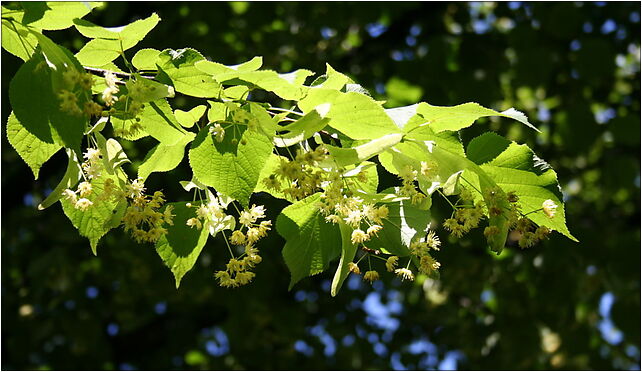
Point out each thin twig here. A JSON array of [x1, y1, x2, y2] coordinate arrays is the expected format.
[[83, 66, 155, 81]]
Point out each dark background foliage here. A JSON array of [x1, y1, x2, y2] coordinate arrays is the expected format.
[[2, 2, 640, 370]]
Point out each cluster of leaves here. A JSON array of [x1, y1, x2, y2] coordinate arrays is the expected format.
[[3, 2, 575, 295]]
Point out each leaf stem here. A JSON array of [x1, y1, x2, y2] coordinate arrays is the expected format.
[[267, 106, 304, 116], [437, 189, 457, 211], [221, 230, 236, 258]]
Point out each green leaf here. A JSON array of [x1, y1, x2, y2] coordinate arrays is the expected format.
[[465, 131, 511, 165], [61, 174, 127, 255], [155, 202, 210, 288], [6, 111, 61, 179], [138, 100, 188, 145], [1, 13, 38, 61], [155, 48, 223, 98], [415, 102, 539, 133], [126, 78, 175, 103], [253, 153, 290, 201], [366, 190, 432, 256], [403, 115, 465, 157], [222, 85, 250, 100], [207, 101, 227, 122], [24, 2, 100, 30], [230, 70, 313, 100], [38, 149, 83, 210], [175, 105, 207, 128], [467, 133, 577, 241], [9, 51, 87, 150], [312, 63, 350, 90], [298, 88, 401, 140], [32, 31, 83, 70], [196, 58, 311, 100], [348, 162, 379, 195], [94, 133, 130, 175], [331, 223, 358, 297], [138, 132, 195, 181], [8, 54, 56, 143], [276, 194, 342, 290], [273, 108, 330, 147], [74, 13, 160, 66], [193, 56, 263, 76], [132, 48, 160, 71], [189, 108, 273, 206], [414, 140, 512, 253]]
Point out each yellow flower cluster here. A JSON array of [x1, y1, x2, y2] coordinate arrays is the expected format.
[[122, 184, 173, 244], [321, 196, 388, 247], [398, 165, 425, 204], [511, 216, 551, 249], [443, 201, 484, 238], [542, 199, 558, 218], [215, 245, 263, 288], [406, 231, 442, 277], [102, 71, 120, 106], [209, 123, 225, 142], [264, 146, 329, 200], [58, 69, 99, 117], [113, 118, 144, 138], [215, 205, 271, 288], [82, 147, 103, 180], [363, 270, 379, 283]]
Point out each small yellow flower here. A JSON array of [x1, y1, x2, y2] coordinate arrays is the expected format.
[[348, 262, 361, 275], [83, 148, 101, 163], [239, 211, 253, 227], [325, 214, 341, 224], [372, 206, 389, 224], [363, 270, 380, 283], [484, 226, 500, 237], [186, 217, 202, 229], [395, 268, 415, 281], [259, 220, 272, 234], [419, 255, 441, 274], [244, 254, 262, 267], [250, 205, 266, 220], [126, 178, 146, 199], [226, 258, 244, 273], [426, 230, 441, 251], [78, 181, 92, 197], [344, 210, 362, 227], [62, 189, 78, 204], [542, 199, 558, 218], [351, 229, 370, 244], [535, 226, 551, 240], [215, 271, 237, 288], [386, 256, 398, 272], [230, 230, 246, 245], [366, 225, 383, 237], [235, 271, 256, 285], [209, 123, 226, 142], [246, 227, 261, 243], [245, 245, 259, 256], [163, 205, 175, 225], [519, 231, 537, 249], [83, 101, 103, 117], [420, 160, 438, 177], [74, 198, 93, 211], [409, 240, 428, 256]]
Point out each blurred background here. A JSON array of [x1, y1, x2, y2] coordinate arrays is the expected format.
[[1, 2, 640, 370]]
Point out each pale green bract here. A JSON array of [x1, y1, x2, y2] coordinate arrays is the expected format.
[[2, 3, 576, 293]]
